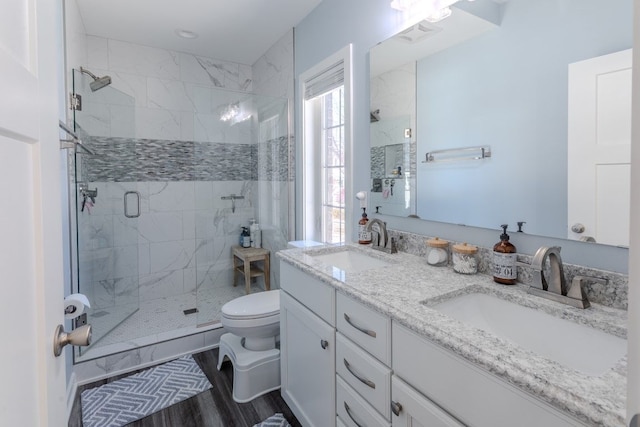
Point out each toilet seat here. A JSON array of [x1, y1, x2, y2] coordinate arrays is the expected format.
[[221, 312, 279, 329], [221, 289, 280, 320]]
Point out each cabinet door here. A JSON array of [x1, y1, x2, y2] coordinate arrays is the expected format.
[[281, 291, 336, 427], [391, 376, 464, 427]]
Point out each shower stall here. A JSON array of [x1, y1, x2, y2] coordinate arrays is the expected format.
[[69, 68, 292, 361]]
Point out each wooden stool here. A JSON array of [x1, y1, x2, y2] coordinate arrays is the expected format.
[[231, 245, 270, 294]]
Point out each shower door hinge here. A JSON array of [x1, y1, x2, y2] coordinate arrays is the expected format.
[[70, 93, 82, 111]]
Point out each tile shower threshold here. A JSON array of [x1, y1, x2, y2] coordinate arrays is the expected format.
[[75, 321, 222, 362], [74, 284, 265, 363]]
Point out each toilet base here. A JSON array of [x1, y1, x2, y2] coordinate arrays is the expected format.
[[216, 333, 281, 403]]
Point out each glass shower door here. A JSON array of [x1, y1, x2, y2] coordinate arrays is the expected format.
[[72, 69, 140, 356]]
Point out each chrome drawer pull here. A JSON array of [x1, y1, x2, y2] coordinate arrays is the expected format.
[[320, 339, 329, 349], [344, 313, 377, 338], [344, 358, 375, 389], [344, 402, 364, 427], [391, 400, 403, 416]]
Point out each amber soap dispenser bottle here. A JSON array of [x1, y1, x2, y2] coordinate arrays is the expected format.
[[358, 208, 372, 244], [493, 224, 517, 285]]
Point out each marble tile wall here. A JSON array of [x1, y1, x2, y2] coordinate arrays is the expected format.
[[370, 62, 416, 124], [389, 229, 628, 309], [80, 36, 254, 140], [77, 180, 257, 307], [251, 29, 294, 100]]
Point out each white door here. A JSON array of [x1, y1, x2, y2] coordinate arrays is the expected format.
[[0, 1, 67, 426], [568, 49, 632, 246]]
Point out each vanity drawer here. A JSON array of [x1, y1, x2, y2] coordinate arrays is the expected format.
[[336, 333, 392, 420], [281, 261, 335, 325], [337, 292, 391, 365], [337, 376, 390, 427]]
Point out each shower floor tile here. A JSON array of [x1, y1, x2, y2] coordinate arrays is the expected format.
[[79, 282, 267, 360]]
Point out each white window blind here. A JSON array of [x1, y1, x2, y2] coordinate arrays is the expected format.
[[303, 60, 345, 100]]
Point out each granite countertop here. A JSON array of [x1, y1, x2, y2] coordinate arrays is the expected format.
[[277, 243, 627, 427]]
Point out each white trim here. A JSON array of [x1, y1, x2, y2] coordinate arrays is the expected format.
[[626, 3, 640, 422], [299, 44, 354, 243], [66, 371, 78, 423]]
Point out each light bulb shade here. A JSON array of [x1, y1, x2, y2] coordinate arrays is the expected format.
[[425, 6, 452, 22], [390, 0, 460, 20]]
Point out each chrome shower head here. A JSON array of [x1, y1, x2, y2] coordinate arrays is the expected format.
[[89, 75, 112, 92], [80, 66, 112, 92]]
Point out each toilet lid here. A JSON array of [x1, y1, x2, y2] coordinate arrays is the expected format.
[[222, 290, 280, 320]]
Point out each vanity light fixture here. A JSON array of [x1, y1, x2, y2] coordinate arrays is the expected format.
[[390, 0, 473, 23], [425, 7, 452, 23], [175, 29, 199, 39]]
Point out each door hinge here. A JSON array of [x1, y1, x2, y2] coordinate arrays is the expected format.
[[70, 93, 82, 111]]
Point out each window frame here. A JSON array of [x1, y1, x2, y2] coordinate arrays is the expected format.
[[299, 45, 353, 244]]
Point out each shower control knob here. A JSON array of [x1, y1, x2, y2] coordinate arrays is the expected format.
[[571, 223, 586, 234]]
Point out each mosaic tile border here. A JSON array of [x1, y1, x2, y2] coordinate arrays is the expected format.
[[79, 135, 292, 183]]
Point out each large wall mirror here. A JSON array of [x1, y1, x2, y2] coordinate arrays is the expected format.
[[369, 0, 632, 247]]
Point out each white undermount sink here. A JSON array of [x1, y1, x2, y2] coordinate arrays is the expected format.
[[431, 292, 626, 376], [312, 250, 390, 273]]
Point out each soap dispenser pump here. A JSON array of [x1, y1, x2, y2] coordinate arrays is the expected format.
[[358, 208, 372, 244], [493, 224, 517, 285]]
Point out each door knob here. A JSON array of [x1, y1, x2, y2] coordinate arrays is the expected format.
[[53, 324, 92, 357], [571, 223, 585, 233]]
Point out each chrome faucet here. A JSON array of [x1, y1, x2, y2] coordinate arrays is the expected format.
[[520, 246, 606, 309], [366, 219, 397, 254], [530, 246, 567, 295]]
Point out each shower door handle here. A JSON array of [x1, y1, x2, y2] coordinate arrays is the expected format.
[[124, 191, 141, 218]]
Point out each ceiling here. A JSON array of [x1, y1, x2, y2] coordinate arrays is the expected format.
[[75, 0, 322, 65]]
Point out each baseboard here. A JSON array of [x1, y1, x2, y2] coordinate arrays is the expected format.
[[66, 371, 78, 423]]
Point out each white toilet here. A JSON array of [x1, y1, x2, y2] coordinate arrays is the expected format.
[[217, 289, 281, 403]]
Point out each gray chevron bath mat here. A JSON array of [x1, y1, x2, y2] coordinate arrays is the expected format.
[[81, 355, 212, 427], [254, 413, 291, 427]]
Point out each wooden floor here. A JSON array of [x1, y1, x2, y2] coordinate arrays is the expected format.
[[68, 348, 301, 427]]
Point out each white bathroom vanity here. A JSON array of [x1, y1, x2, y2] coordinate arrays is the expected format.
[[278, 244, 626, 427]]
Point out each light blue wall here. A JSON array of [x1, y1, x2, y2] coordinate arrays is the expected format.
[[294, 0, 630, 273], [416, 0, 632, 238]]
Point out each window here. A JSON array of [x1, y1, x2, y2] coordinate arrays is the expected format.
[[320, 87, 345, 243], [300, 46, 352, 244]]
